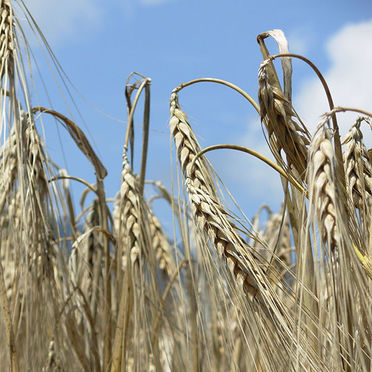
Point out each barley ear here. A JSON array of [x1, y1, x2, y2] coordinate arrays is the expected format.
[[170, 91, 273, 299], [258, 60, 310, 182], [307, 125, 343, 254], [342, 117, 372, 212]]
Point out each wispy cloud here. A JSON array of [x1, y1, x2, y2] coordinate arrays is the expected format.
[[21, 0, 103, 44], [20, 0, 175, 43], [287, 32, 310, 55], [295, 18, 372, 137]]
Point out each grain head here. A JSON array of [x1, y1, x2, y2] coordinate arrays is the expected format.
[[258, 60, 310, 182]]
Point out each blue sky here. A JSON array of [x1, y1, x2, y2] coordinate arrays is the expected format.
[[19, 0, 372, 228]]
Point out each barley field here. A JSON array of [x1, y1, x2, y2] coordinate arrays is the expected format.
[[0, 1, 371, 371]]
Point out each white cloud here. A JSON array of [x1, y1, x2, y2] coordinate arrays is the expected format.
[[295, 19, 372, 140], [287, 33, 309, 55], [19, 0, 102, 44], [18, 0, 174, 44]]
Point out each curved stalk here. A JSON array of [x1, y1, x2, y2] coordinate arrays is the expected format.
[[173, 78, 260, 113], [32, 107, 107, 180], [139, 83, 150, 194], [123, 79, 149, 152], [328, 106, 372, 119], [190, 144, 306, 195], [48, 176, 97, 194], [123, 76, 152, 195], [268, 53, 338, 132]]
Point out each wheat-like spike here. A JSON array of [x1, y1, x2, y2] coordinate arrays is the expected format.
[[342, 117, 372, 211], [22, 111, 58, 283], [169, 93, 217, 196], [0, 108, 60, 371], [265, 209, 292, 258], [24, 115, 49, 196], [263, 211, 283, 252], [215, 310, 225, 356], [170, 92, 269, 298], [249, 205, 271, 255], [69, 199, 101, 309], [0, 249, 16, 300], [112, 153, 159, 371], [0, 0, 14, 80], [148, 210, 175, 278], [249, 208, 289, 268], [0, 124, 17, 213], [0, 128, 18, 300], [84, 199, 101, 284], [186, 178, 263, 297], [307, 126, 342, 253], [260, 211, 295, 299], [258, 60, 310, 181], [118, 155, 142, 267]]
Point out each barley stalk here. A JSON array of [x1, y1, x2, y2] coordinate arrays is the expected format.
[[342, 117, 372, 212], [112, 154, 159, 371], [118, 155, 143, 267], [258, 60, 310, 181], [111, 155, 141, 371], [170, 92, 262, 297], [261, 208, 293, 284], [68, 199, 102, 320], [0, 134, 15, 191], [148, 210, 175, 278], [307, 125, 342, 253], [0, 0, 14, 80]]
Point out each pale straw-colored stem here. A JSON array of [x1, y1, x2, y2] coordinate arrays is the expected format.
[[190, 144, 306, 195], [173, 78, 260, 113]]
